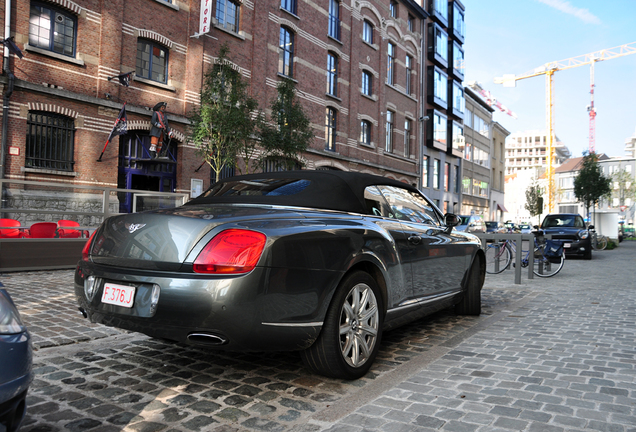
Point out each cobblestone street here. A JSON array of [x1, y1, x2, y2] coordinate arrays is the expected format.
[[2, 242, 635, 431]]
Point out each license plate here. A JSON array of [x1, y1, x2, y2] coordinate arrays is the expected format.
[[102, 283, 136, 308], [563, 243, 571, 248]]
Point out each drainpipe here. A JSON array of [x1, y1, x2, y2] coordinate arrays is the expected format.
[[1, 0, 13, 180]]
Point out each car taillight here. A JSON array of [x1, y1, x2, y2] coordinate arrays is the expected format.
[[81, 230, 98, 261], [193, 229, 266, 274]]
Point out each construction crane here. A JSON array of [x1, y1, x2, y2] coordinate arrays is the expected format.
[[494, 41, 636, 213]]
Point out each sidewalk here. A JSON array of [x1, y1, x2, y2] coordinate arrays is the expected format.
[[315, 241, 636, 431]]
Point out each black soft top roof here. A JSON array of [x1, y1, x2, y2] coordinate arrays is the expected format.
[[186, 170, 418, 214]]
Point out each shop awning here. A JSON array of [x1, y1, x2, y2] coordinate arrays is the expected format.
[[497, 203, 508, 213]]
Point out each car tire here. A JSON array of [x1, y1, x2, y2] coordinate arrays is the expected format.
[[301, 271, 384, 380], [584, 248, 592, 260], [455, 256, 483, 316]]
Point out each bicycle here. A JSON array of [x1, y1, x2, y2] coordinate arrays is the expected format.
[[485, 231, 565, 277], [589, 228, 608, 250]]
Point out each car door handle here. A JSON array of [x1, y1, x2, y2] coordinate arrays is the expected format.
[[408, 234, 422, 244]]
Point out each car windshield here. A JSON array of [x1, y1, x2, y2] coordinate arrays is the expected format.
[[485, 222, 497, 228], [542, 216, 584, 228], [520, 224, 530, 229]]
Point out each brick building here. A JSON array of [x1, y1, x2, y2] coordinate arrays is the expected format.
[[0, 1, 473, 214]]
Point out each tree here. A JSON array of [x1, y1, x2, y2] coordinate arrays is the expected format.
[[188, 44, 260, 181], [573, 152, 611, 220], [525, 181, 543, 223], [259, 78, 313, 170], [611, 168, 636, 209]]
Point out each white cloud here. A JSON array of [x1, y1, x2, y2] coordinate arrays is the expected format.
[[535, 0, 602, 24]]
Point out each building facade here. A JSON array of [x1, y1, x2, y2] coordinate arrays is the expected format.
[[505, 130, 571, 176], [598, 157, 636, 225], [490, 121, 508, 221], [0, 0, 440, 211], [419, 0, 464, 214]]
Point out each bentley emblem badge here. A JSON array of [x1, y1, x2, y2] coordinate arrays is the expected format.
[[126, 223, 146, 233]]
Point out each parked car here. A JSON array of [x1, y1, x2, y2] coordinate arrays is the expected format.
[[0, 288, 32, 432], [540, 213, 592, 260], [456, 215, 487, 233], [485, 221, 505, 233], [75, 170, 485, 379], [504, 221, 518, 232], [518, 223, 533, 234]]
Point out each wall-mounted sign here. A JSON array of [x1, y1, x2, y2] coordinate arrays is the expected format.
[[8, 146, 19, 156]]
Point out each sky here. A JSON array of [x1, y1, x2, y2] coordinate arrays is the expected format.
[[462, 0, 636, 159]]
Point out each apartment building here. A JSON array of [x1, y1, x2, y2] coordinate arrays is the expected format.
[[0, 0, 432, 212], [598, 157, 636, 224], [419, 0, 465, 213], [505, 130, 571, 176]]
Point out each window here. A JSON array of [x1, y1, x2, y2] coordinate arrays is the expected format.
[[26, 111, 75, 171], [362, 70, 372, 96], [452, 82, 464, 115], [378, 186, 441, 225], [385, 111, 394, 153], [462, 176, 470, 194], [328, 0, 340, 40], [422, 155, 429, 188], [360, 120, 371, 145], [408, 14, 415, 32], [452, 122, 464, 154], [216, 0, 240, 33], [389, 1, 397, 18], [279, 27, 294, 77], [432, 68, 448, 104], [454, 166, 460, 193], [453, 3, 465, 40], [29, 2, 76, 57], [363, 20, 373, 44], [404, 119, 411, 157], [464, 142, 472, 161], [325, 108, 337, 151], [432, 112, 447, 145], [453, 43, 464, 76], [387, 42, 396, 85], [433, 159, 441, 189], [405, 55, 413, 95], [327, 53, 338, 96], [263, 157, 301, 172], [444, 163, 450, 191], [433, 0, 448, 22], [430, 25, 448, 64], [281, 0, 296, 14], [136, 40, 168, 83]]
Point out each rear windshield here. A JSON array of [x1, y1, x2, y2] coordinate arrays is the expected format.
[[203, 179, 311, 197]]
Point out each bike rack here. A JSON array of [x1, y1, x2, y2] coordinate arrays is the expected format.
[[476, 233, 552, 284]]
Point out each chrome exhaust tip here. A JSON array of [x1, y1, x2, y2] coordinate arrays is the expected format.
[[187, 332, 228, 346]]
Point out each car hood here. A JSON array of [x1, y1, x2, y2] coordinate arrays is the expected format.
[[89, 204, 311, 270]]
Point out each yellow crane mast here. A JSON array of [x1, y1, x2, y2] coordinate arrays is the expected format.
[[494, 41, 636, 213]]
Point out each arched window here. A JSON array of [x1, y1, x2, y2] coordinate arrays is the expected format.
[[136, 39, 169, 83], [325, 108, 337, 151], [328, 0, 340, 40], [29, 2, 77, 57], [279, 27, 294, 77], [362, 70, 373, 96], [26, 111, 75, 171], [327, 53, 338, 96], [360, 120, 371, 145]]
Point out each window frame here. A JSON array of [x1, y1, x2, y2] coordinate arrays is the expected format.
[[215, 0, 240, 33], [362, 20, 374, 44], [404, 119, 411, 157], [328, 0, 340, 40], [136, 39, 169, 84], [389, 0, 397, 18], [362, 70, 373, 96], [360, 120, 371, 145], [26, 111, 76, 172], [405, 54, 413, 95], [385, 110, 394, 153], [325, 107, 337, 151], [281, 0, 296, 15], [387, 42, 396, 85], [452, 41, 465, 79], [422, 155, 429, 188], [327, 52, 338, 97], [29, 2, 77, 57], [433, 159, 441, 189], [279, 26, 294, 77]]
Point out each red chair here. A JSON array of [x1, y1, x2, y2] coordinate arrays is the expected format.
[[57, 220, 88, 238], [24, 222, 58, 238], [0, 218, 25, 238]]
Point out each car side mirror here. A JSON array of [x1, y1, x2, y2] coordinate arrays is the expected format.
[[444, 213, 461, 233], [533, 225, 539, 229], [588, 225, 594, 230]]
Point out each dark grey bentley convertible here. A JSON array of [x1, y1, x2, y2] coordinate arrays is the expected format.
[[75, 170, 485, 379]]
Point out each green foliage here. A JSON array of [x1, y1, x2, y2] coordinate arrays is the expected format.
[[524, 181, 543, 218], [188, 44, 260, 181], [612, 168, 636, 207], [573, 152, 612, 216], [259, 78, 313, 170]]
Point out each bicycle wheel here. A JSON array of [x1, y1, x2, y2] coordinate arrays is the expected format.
[[533, 247, 565, 277], [485, 241, 511, 274], [596, 236, 607, 250]]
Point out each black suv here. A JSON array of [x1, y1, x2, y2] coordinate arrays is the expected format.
[[540, 213, 592, 260]]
